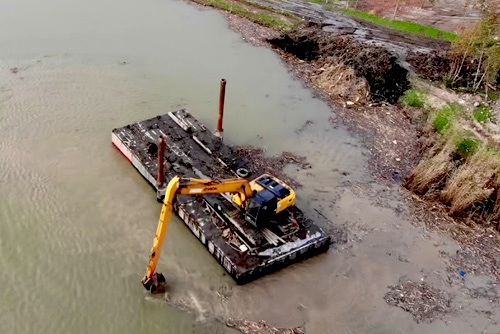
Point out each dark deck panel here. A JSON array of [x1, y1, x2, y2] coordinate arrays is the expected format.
[[112, 109, 330, 283]]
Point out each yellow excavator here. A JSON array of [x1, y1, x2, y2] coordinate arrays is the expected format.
[[142, 174, 296, 293]]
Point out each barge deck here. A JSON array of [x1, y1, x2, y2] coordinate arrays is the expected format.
[[112, 109, 330, 283]]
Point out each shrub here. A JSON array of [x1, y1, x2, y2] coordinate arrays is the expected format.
[[447, 3, 500, 91]]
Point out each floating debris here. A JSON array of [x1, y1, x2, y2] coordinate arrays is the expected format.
[[236, 146, 311, 189], [385, 277, 452, 323], [226, 319, 305, 334], [407, 193, 500, 278]]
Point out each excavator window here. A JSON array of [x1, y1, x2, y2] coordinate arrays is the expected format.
[[245, 189, 278, 227], [256, 175, 290, 198]]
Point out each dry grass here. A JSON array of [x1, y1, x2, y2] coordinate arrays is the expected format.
[[407, 139, 500, 220], [310, 58, 369, 103], [442, 150, 500, 214], [406, 141, 455, 195], [405, 98, 500, 219], [489, 188, 500, 222]]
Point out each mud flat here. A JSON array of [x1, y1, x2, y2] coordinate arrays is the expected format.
[[111, 109, 331, 283]]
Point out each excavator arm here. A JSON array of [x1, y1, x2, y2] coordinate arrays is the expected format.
[[141, 176, 254, 293]]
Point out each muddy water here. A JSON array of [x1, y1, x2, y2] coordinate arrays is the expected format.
[[0, 0, 493, 333]]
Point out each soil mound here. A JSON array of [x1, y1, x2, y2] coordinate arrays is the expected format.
[[269, 28, 410, 103], [406, 51, 451, 82], [407, 50, 500, 90]]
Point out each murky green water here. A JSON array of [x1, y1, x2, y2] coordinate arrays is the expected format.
[[2, 0, 490, 333]]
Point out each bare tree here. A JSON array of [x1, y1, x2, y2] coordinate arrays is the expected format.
[[393, 0, 401, 19]]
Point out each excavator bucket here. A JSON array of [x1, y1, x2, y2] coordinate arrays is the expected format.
[[142, 272, 167, 294]]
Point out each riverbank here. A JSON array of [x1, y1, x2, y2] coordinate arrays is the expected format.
[[187, 1, 500, 330], [216, 8, 427, 187]]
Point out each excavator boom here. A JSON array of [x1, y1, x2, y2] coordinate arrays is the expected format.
[[141, 176, 254, 293], [142, 173, 296, 293]]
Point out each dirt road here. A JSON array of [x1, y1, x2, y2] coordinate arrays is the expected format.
[[248, 0, 450, 59]]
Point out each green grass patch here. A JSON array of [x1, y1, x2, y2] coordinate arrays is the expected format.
[[240, 0, 299, 18], [336, 8, 457, 41], [456, 137, 481, 156], [434, 110, 453, 133], [473, 105, 495, 123], [487, 92, 500, 101], [431, 103, 483, 157], [400, 89, 427, 108], [255, 13, 292, 29], [193, 0, 295, 30], [433, 103, 464, 133]]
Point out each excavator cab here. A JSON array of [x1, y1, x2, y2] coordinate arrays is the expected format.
[[243, 174, 294, 227], [245, 189, 278, 228]]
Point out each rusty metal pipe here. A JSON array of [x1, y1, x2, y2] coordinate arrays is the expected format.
[[217, 79, 226, 134], [157, 137, 166, 187]]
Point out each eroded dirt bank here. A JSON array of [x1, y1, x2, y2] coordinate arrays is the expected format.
[[187, 2, 500, 333], [268, 27, 410, 104]]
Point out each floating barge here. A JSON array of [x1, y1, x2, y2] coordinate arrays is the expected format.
[[112, 109, 330, 283]]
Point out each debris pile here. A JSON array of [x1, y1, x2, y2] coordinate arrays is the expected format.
[[236, 146, 311, 188], [406, 51, 451, 82], [226, 319, 305, 334], [407, 50, 500, 91], [385, 277, 452, 323], [448, 229, 500, 277], [269, 28, 409, 103]]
